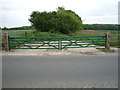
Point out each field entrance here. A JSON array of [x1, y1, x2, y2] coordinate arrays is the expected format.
[[9, 36, 106, 50]]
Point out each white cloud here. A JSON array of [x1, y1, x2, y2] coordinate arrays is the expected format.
[[83, 15, 118, 24], [1, 11, 31, 27], [0, 0, 119, 28]]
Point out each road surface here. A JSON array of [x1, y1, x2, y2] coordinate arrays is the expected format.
[[2, 55, 118, 88]]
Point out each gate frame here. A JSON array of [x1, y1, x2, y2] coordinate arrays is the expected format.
[[6, 35, 109, 51]]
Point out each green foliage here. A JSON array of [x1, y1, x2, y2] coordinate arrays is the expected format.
[[22, 31, 69, 37], [29, 7, 83, 34], [2, 26, 33, 30], [110, 42, 119, 46]]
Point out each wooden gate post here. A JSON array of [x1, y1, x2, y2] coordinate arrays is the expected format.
[[4, 32, 10, 51], [105, 32, 110, 49]]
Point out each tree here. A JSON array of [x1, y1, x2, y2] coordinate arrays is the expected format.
[[2, 27, 9, 30], [29, 7, 83, 34], [56, 7, 83, 34]]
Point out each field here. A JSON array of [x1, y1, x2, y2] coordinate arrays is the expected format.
[[1, 29, 119, 36], [1, 30, 34, 37], [76, 30, 119, 35], [0, 29, 119, 49]]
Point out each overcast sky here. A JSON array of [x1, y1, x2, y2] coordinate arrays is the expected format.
[[0, 0, 119, 28]]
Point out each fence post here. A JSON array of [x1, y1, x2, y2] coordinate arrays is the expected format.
[[4, 32, 10, 51], [105, 32, 110, 49]]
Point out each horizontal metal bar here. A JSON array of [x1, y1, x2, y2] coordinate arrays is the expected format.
[[61, 45, 93, 46], [59, 36, 105, 38], [93, 41, 105, 42], [13, 48, 58, 49], [9, 36, 105, 39], [10, 39, 59, 41], [62, 46, 96, 48], [10, 37, 60, 39]]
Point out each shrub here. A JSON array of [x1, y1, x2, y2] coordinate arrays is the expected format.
[[29, 7, 83, 34]]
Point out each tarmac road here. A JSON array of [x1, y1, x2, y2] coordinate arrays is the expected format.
[[2, 55, 118, 88]]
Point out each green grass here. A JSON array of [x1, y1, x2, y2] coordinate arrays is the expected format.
[[1, 29, 119, 37], [1, 30, 35, 37], [22, 31, 69, 37], [110, 42, 119, 46]]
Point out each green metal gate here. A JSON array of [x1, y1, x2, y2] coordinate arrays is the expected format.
[[8, 35, 106, 50]]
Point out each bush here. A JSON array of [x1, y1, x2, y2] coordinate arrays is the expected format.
[[29, 7, 83, 34]]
